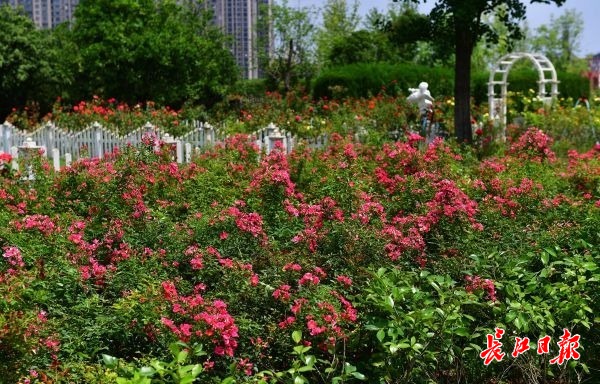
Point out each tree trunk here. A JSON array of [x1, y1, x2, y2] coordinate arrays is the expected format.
[[454, 24, 473, 144], [284, 38, 294, 92]]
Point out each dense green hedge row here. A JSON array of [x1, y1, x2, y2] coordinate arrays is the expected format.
[[312, 62, 590, 103]]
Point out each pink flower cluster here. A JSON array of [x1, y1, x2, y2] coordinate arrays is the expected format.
[[289, 197, 344, 253], [3, 246, 25, 269], [509, 127, 556, 163], [353, 192, 386, 225], [248, 146, 296, 196], [465, 275, 497, 302], [382, 178, 482, 265], [13, 214, 57, 236], [160, 281, 239, 357], [224, 202, 266, 240]]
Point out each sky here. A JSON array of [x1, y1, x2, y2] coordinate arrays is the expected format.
[[295, 0, 599, 56]]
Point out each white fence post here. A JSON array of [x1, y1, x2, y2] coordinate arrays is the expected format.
[[93, 122, 103, 158], [10, 146, 18, 171], [185, 143, 192, 163], [53, 148, 60, 171], [176, 140, 183, 164]]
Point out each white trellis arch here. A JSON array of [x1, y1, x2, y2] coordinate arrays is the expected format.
[[488, 52, 559, 138]]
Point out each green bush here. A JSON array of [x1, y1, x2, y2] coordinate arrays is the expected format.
[[313, 62, 589, 103], [312, 62, 455, 100]]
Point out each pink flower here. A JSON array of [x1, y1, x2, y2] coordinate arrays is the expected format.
[[273, 285, 291, 301], [336, 275, 352, 287], [283, 263, 302, 272], [298, 272, 320, 286], [3, 246, 25, 268], [250, 273, 259, 286]]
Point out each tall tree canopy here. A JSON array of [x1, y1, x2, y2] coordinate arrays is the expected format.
[[400, 0, 566, 143], [71, 0, 237, 107], [530, 8, 583, 72], [257, 0, 317, 91], [0, 5, 69, 121], [316, 0, 361, 66]]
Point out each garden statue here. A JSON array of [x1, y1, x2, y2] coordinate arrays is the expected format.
[[407, 82, 436, 142], [407, 82, 434, 114]]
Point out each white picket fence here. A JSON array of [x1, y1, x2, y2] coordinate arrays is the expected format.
[[1, 120, 330, 172]]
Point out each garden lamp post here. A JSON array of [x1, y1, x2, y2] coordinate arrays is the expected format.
[[267, 125, 285, 154], [18, 137, 42, 181], [162, 133, 178, 161]]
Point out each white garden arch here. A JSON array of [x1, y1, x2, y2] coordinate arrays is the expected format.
[[488, 52, 559, 138]]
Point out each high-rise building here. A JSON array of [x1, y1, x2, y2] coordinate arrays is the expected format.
[[204, 0, 271, 79], [1, 0, 78, 28]]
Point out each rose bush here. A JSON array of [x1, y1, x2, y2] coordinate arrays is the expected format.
[[0, 128, 599, 383]]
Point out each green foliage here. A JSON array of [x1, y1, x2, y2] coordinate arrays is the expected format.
[[313, 62, 589, 103], [0, 5, 71, 121], [365, 268, 485, 383], [70, 0, 237, 107], [257, 0, 317, 92], [102, 342, 205, 383], [530, 9, 584, 72], [312, 62, 454, 100], [315, 0, 361, 67], [327, 30, 395, 67]]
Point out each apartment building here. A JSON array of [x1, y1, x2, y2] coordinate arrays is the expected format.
[[205, 0, 271, 79], [1, 0, 78, 28]]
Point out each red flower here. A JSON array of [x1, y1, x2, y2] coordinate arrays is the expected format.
[[0, 153, 12, 163], [475, 128, 483, 136]]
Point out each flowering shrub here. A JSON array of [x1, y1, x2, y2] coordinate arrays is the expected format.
[[0, 128, 598, 383], [509, 127, 557, 163]]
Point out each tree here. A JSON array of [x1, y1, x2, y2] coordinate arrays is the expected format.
[[0, 5, 69, 121], [471, 5, 531, 72], [70, 0, 237, 107], [530, 9, 583, 72], [257, 0, 317, 91], [400, 0, 566, 143], [327, 30, 396, 66], [316, 0, 361, 67]]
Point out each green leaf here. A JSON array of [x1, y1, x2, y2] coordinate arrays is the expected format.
[[385, 295, 394, 308], [292, 330, 302, 344], [139, 366, 155, 377], [541, 252, 549, 265], [191, 364, 203, 377], [582, 262, 597, 271], [102, 354, 118, 368], [177, 349, 189, 364], [294, 376, 305, 384], [376, 329, 385, 342], [351, 372, 367, 380], [304, 355, 315, 366]]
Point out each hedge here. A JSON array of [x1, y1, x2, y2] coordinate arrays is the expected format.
[[312, 62, 590, 104]]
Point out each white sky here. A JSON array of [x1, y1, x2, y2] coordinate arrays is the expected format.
[[295, 0, 599, 56]]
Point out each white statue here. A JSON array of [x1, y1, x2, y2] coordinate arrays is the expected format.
[[407, 82, 434, 114]]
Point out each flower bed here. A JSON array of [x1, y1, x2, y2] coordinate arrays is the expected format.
[[1, 130, 599, 383]]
